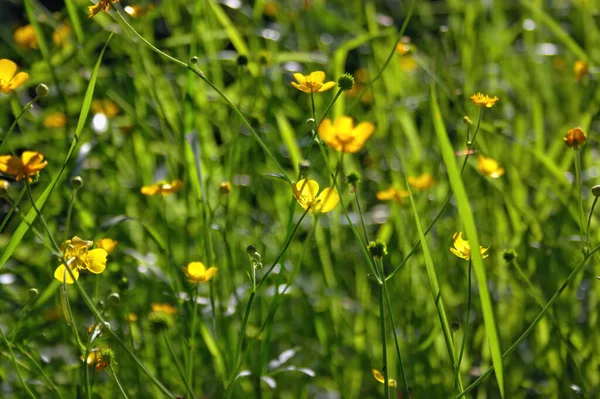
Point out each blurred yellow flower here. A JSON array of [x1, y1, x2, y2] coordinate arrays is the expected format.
[[13, 25, 38, 49], [372, 369, 397, 387], [92, 99, 119, 118], [0, 151, 47, 182], [88, 0, 120, 18], [263, 1, 279, 17], [141, 179, 184, 196], [124, 5, 152, 17], [151, 303, 177, 314], [292, 179, 339, 213], [54, 237, 108, 284], [43, 112, 68, 128], [396, 42, 411, 56], [182, 262, 218, 284], [291, 71, 335, 93], [449, 232, 489, 261], [478, 155, 505, 178], [408, 173, 435, 190], [219, 181, 232, 194], [564, 127, 586, 148], [52, 24, 72, 47], [318, 116, 375, 153], [376, 187, 409, 203], [470, 92, 498, 108], [0, 59, 29, 94], [97, 238, 118, 254], [574, 60, 588, 82]]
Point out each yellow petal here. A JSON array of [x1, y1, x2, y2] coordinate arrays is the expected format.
[[452, 232, 469, 253], [293, 179, 320, 203], [0, 59, 17, 82], [186, 262, 206, 278], [334, 116, 354, 134], [7, 72, 29, 91], [291, 82, 309, 93], [318, 81, 336, 92], [84, 249, 108, 274], [97, 238, 118, 254], [317, 119, 334, 142], [353, 122, 375, 142], [141, 185, 160, 196], [372, 369, 397, 386], [54, 264, 79, 284], [293, 73, 306, 84], [307, 71, 325, 84], [450, 247, 468, 260], [205, 267, 219, 280], [0, 155, 22, 176], [376, 188, 397, 201], [316, 188, 339, 213]]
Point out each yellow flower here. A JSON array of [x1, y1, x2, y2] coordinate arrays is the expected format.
[[477, 155, 505, 178], [141, 179, 184, 196], [92, 99, 119, 118], [43, 112, 68, 128], [396, 42, 411, 56], [0, 59, 29, 94], [408, 173, 435, 190], [13, 25, 38, 49], [219, 181, 232, 194], [151, 303, 177, 314], [88, 0, 120, 18], [54, 237, 108, 284], [470, 92, 499, 108], [263, 1, 279, 17], [291, 71, 336, 93], [52, 25, 72, 47], [97, 238, 118, 254], [0, 151, 48, 182], [124, 5, 151, 17], [574, 60, 588, 82], [292, 179, 339, 213], [564, 127, 586, 148], [376, 187, 409, 203], [182, 262, 218, 284], [318, 116, 375, 153], [449, 232, 489, 261], [372, 369, 397, 387]]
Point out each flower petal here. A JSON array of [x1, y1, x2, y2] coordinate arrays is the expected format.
[[317, 119, 334, 141], [318, 81, 336, 92], [293, 73, 306, 84], [452, 232, 469, 252], [0, 155, 22, 176], [141, 185, 160, 196], [54, 264, 79, 284], [293, 179, 320, 203], [186, 262, 206, 278], [316, 188, 339, 213], [353, 122, 375, 142], [205, 267, 218, 280], [0, 59, 17, 82], [307, 71, 325, 84], [7, 72, 29, 90], [449, 247, 468, 260], [291, 82, 309, 93], [333, 116, 354, 134], [85, 248, 108, 274], [97, 238, 118, 254]]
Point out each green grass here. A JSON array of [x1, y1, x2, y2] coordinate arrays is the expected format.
[[1, 0, 599, 398]]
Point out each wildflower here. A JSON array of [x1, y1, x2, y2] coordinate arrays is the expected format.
[[88, 0, 120, 18], [291, 71, 336, 93], [13, 25, 38, 49], [396, 41, 411, 56], [408, 173, 435, 190], [127, 313, 138, 322], [54, 237, 108, 284], [449, 232, 489, 261], [219, 181, 232, 194], [0, 59, 29, 94], [292, 179, 339, 213], [92, 99, 119, 118], [575, 60, 588, 82], [0, 151, 48, 182], [564, 127, 586, 148], [376, 187, 409, 203], [477, 155, 505, 178], [182, 262, 218, 284], [97, 238, 118, 254], [470, 92, 499, 108], [151, 303, 177, 314], [141, 179, 184, 196], [43, 112, 68, 128], [95, 348, 116, 372], [318, 116, 375, 153], [124, 5, 151, 17], [372, 369, 397, 387], [52, 25, 72, 47]]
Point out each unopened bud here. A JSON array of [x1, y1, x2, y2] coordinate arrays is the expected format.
[[107, 293, 120, 307], [368, 240, 388, 258], [463, 116, 472, 126], [337, 73, 355, 92], [71, 176, 83, 189], [28, 288, 39, 300], [190, 56, 199, 64], [237, 54, 248, 66], [299, 160, 311, 178], [592, 185, 600, 197], [36, 84, 49, 97]]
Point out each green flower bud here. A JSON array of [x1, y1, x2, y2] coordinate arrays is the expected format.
[[107, 293, 120, 307], [36, 84, 49, 97], [28, 288, 39, 300], [71, 176, 83, 189], [190, 56, 199, 64], [368, 240, 388, 258], [346, 171, 360, 186], [502, 250, 517, 263], [148, 312, 173, 333], [337, 73, 355, 92], [592, 185, 600, 197], [237, 54, 249, 66]]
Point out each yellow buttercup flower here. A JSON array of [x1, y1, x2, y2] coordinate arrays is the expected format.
[[372, 369, 397, 387], [92, 99, 119, 118], [43, 112, 68, 128], [574, 60, 588, 82], [376, 187, 409, 203], [151, 303, 177, 314], [564, 127, 586, 148], [13, 25, 38, 49], [478, 155, 505, 178], [470, 92, 499, 108], [97, 238, 118, 254], [449, 232, 489, 261], [0, 59, 29, 94], [291, 71, 335, 93], [0, 151, 48, 182], [318, 116, 375, 153], [408, 173, 435, 190], [88, 0, 120, 18], [52, 25, 72, 48], [292, 179, 339, 213], [54, 237, 108, 284], [182, 262, 218, 284], [141, 179, 184, 196]]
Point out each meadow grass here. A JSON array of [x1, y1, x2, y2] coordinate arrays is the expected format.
[[1, 0, 600, 398]]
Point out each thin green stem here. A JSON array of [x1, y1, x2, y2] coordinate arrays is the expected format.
[[17, 346, 65, 399], [319, 89, 343, 123], [454, 260, 473, 393], [0, 95, 40, 155], [377, 258, 389, 398], [586, 197, 598, 246], [64, 187, 79, 243], [0, 187, 26, 233], [164, 333, 197, 399], [574, 148, 587, 252], [186, 286, 199, 396], [0, 328, 37, 399], [109, 365, 130, 399]]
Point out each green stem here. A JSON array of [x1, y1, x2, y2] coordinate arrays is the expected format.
[[109, 365, 130, 399], [0, 328, 37, 399], [319, 89, 343, 123], [0, 95, 40, 155], [454, 259, 473, 392], [225, 292, 255, 399], [164, 333, 197, 399], [17, 346, 65, 399], [574, 147, 587, 252], [186, 285, 198, 396], [377, 259, 389, 398], [586, 197, 598, 245]]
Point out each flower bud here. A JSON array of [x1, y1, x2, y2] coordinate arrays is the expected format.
[[346, 171, 360, 187], [190, 56, 199, 64], [368, 240, 388, 258], [502, 250, 517, 263], [337, 73, 355, 92], [219, 181, 232, 194], [28, 288, 39, 300], [237, 54, 248, 67], [463, 116, 473, 126], [107, 293, 120, 307], [564, 127, 586, 148], [451, 322, 460, 331], [36, 84, 49, 97], [148, 312, 173, 333], [592, 185, 600, 197], [71, 176, 83, 189], [298, 160, 311, 178]]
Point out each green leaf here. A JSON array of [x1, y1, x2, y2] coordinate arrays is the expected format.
[[431, 83, 505, 397]]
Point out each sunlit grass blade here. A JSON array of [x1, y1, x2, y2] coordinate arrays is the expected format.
[[431, 83, 505, 397]]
